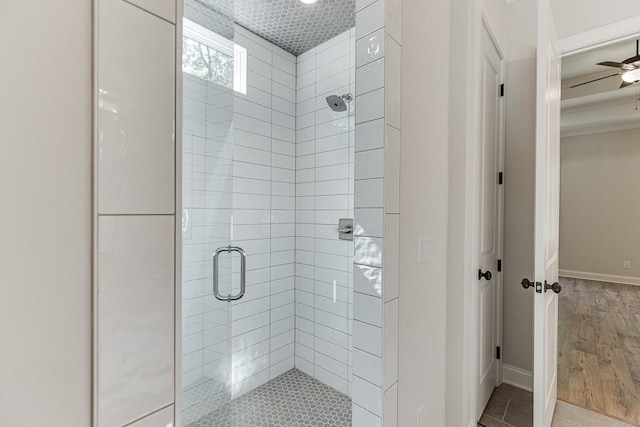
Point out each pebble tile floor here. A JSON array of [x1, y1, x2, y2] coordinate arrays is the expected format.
[[186, 369, 352, 427]]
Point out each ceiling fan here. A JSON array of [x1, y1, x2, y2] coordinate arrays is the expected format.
[[570, 40, 640, 89]]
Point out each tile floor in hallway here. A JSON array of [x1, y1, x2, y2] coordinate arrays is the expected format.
[[185, 369, 352, 427], [478, 383, 635, 427], [478, 383, 533, 427]]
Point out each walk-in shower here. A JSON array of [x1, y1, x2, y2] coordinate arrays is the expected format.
[[180, 0, 360, 425]]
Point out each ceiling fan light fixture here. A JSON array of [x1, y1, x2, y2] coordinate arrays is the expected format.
[[622, 68, 640, 83]]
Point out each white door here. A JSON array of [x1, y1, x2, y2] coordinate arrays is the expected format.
[[477, 24, 504, 420], [533, 0, 561, 426]]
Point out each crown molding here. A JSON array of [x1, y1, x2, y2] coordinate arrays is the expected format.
[[559, 16, 640, 56]]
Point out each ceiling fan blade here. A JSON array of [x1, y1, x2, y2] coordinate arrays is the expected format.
[[569, 73, 618, 88], [620, 81, 633, 89], [597, 61, 627, 68], [623, 54, 640, 64]]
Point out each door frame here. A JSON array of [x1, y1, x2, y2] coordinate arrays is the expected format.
[[447, 5, 508, 424], [446, 0, 509, 424], [174, 2, 184, 426], [474, 17, 507, 422]]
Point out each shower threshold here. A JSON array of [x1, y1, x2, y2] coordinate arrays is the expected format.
[[186, 369, 352, 427]]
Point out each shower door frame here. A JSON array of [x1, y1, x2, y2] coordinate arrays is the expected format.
[[174, 1, 184, 424]]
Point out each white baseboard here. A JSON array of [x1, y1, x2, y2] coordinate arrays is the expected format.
[[559, 270, 640, 287], [502, 364, 532, 392]]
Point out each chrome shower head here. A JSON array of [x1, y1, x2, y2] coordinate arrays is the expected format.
[[326, 93, 353, 112]]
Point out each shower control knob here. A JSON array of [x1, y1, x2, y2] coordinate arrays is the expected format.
[[478, 269, 492, 281]]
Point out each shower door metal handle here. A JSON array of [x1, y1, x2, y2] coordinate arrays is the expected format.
[[213, 246, 247, 302]]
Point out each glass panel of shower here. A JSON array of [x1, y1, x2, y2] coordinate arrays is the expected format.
[[181, 1, 237, 424]]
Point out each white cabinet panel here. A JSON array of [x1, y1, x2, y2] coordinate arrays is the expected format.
[[129, 406, 174, 427], [97, 216, 175, 427], [98, 0, 176, 214], [127, 0, 176, 23]]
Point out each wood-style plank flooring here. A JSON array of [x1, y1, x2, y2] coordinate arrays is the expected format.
[[558, 277, 640, 426]]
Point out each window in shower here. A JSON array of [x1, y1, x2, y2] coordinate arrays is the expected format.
[[182, 18, 247, 94]]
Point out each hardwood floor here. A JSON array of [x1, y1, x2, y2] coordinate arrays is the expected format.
[[553, 400, 635, 427], [558, 277, 640, 426]]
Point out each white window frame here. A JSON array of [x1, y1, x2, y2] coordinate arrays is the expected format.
[[183, 18, 247, 94]]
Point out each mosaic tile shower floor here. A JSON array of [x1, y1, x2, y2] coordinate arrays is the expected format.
[[186, 369, 352, 427]]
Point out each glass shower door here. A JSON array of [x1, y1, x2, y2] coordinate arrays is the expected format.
[[181, 4, 238, 424]]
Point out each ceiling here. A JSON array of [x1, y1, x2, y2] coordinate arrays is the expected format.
[[561, 38, 640, 136], [191, 0, 356, 56], [562, 39, 638, 80]]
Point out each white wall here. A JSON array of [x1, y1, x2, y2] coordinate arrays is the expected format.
[[400, 0, 450, 425], [551, 0, 640, 39], [0, 1, 92, 426], [501, 0, 538, 377], [294, 29, 356, 396], [560, 128, 640, 281]]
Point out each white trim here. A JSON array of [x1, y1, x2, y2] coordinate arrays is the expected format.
[[91, 0, 98, 424], [558, 16, 640, 56], [174, 1, 184, 426], [559, 270, 640, 286], [502, 364, 533, 392], [561, 119, 640, 138], [474, 17, 506, 422]]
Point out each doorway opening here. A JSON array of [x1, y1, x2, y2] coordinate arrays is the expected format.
[[556, 36, 640, 426]]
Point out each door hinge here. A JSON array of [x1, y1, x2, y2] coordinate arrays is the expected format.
[[500, 83, 505, 97], [496, 346, 501, 360], [498, 172, 503, 185], [497, 259, 502, 272]]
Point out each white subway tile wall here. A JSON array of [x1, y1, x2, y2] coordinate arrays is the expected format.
[[181, 25, 297, 424], [353, 0, 394, 426], [294, 29, 356, 397], [382, 0, 401, 424]]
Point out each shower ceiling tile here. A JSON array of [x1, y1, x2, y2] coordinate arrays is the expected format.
[[193, 0, 355, 56]]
